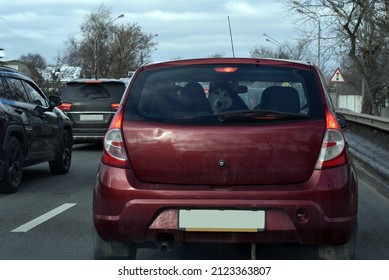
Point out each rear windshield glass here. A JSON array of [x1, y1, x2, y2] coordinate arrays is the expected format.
[[62, 83, 125, 101], [124, 64, 324, 125]]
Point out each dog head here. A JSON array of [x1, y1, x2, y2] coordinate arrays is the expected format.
[[208, 86, 233, 114]]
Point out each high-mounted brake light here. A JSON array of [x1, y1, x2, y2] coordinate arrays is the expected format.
[[315, 109, 348, 169], [83, 79, 102, 84], [214, 67, 238, 73]]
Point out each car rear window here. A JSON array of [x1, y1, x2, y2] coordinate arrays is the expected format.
[[62, 82, 125, 101], [124, 64, 324, 125]]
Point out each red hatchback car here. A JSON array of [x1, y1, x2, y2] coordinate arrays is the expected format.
[[93, 58, 358, 259]]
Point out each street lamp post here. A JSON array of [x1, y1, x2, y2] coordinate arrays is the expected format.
[[93, 14, 124, 78], [295, 5, 322, 69], [263, 33, 282, 48], [139, 33, 158, 66], [263, 33, 286, 58]]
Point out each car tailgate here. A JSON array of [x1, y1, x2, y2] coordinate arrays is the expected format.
[[122, 120, 325, 186]]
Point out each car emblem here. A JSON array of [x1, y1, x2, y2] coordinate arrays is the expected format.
[[218, 159, 226, 168]]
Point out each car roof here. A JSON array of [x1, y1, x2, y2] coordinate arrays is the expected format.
[[141, 57, 314, 71]]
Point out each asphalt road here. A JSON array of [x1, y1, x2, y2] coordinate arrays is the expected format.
[[0, 143, 388, 260]]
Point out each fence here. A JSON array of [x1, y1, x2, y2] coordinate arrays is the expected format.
[[336, 109, 389, 132], [330, 94, 362, 113]]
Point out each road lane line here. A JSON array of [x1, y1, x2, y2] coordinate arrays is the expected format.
[[11, 203, 77, 233]]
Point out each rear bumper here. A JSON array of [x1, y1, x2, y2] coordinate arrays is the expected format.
[[93, 163, 358, 246], [73, 135, 104, 143], [72, 129, 106, 143]]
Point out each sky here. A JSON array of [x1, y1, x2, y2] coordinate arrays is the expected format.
[[0, 0, 299, 65]]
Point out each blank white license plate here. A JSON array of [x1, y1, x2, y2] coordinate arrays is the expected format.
[[80, 114, 104, 121], [179, 209, 265, 232]]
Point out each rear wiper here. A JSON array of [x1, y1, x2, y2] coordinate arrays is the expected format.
[[218, 109, 309, 122]]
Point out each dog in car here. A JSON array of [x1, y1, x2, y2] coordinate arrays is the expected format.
[[208, 81, 247, 114]]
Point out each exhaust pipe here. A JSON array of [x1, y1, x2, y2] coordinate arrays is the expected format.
[[156, 233, 175, 252], [158, 240, 172, 252]]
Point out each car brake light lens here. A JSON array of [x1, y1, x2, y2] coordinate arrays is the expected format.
[[214, 67, 238, 73], [111, 103, 120, 110], [101, 109, 130, 168], [315, 110, 348, 169], [58, 102, 72, 111]]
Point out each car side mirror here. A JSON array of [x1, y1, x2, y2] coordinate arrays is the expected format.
[[336, 113, 347, 128], [49, 95, 62, 108]]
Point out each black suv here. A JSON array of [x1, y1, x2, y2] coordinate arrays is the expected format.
[[59, 79, 126, 143], [0, 66, 73, 193]]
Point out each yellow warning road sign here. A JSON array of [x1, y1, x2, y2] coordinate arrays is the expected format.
[[330, 68, 345, 82]]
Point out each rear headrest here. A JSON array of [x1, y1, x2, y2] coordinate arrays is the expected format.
[[260, 86, 300, 113]]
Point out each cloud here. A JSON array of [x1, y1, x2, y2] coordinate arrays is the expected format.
[[0, 0, 297, 63]]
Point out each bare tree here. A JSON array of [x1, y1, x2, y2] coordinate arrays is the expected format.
[[286, 0, 389, 115], [250, 38, 313, 61], [19, 53, 47, 87], [250, 46, 284, 58], [209, 51, 226, 58], [19, 53, 47, 70], [108, 24, 158, 77], [64, 4, 157, 78]]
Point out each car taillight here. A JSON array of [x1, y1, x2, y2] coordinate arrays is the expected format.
[[101, 108, 130, 168], [315, 109, 348, 169], [58, 102, 72, 111], [111, 103, 120, 111]]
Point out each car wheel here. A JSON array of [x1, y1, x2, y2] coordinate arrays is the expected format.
[[93, 230, 137, 260], [317, 227, 357, 260], [49, 130, 72, 175], [0, 137, 24, 193]]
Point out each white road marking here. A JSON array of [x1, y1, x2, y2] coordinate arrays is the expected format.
[[11, 203, 77, 233]]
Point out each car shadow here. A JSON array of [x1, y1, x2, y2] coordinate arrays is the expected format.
[[137, 242, 319, 260], [72, 143, 103, 151]]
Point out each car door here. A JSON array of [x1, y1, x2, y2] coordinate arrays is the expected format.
[[3, 77, 42, 162], [22, 80, 59, 160], [4, 77, 54, 163]]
